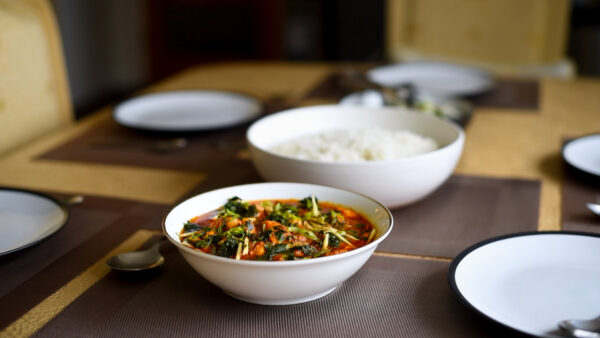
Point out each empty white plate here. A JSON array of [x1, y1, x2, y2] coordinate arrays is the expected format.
[[113, 90, 262, 132], [367, 61, 494, 98], [449, 232, 600, 337], [0, 188, 69, 256], [563, 133, 600, 177]]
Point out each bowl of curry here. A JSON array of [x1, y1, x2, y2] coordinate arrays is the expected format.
[[163, 182, 393, 305]]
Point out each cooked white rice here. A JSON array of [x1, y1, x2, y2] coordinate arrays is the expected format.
[[270, 127, 438, 162]]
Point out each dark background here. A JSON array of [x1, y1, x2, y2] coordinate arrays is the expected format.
[[50, 0, 599, 119]]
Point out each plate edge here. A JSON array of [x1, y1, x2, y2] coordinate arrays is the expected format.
[[447, 230, 600, 337], [0, 187, 70, 257]]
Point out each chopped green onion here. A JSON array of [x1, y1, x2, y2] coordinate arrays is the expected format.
[[242, 236, 249, 255], [367, 229, 377, 243], [235, 242, 243, 260], [311, 195, 319, 217]]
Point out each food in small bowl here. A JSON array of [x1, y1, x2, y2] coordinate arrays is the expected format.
[[163, 182, 393, 305], [247, 105, 464, 208], [339, 89, 474, 126]]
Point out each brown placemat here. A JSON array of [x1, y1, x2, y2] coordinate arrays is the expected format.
[[0, 192, 170, 329], [378, 175, 541, 258], [37, 101, 293, 172], [305, 72, 355, 100], [562, 164, 600, 232], [306, 72, 539, 110], [38, 120, 250, 172], [32, 252, 524, 337], [183, 174, 540, 259], [181, 173, 540, 259], [470, 79, 539, 110]]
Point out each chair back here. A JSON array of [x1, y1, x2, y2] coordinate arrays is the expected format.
[[386, 0, 574, 78], [0, 0, 72, 156]]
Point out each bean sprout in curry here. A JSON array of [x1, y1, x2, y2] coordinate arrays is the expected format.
[[179, 195, 377, 261]]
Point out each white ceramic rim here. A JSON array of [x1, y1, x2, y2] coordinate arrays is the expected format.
[[562, 133, 600, 177], [338, 90, 385, 106], [366, 61, 494, 97], [0, 187, 69, 256], [162, 182, 393, 267], [246, 105, 465, 167], [113, 90, 262, 131], [448, 231, 600, 337]]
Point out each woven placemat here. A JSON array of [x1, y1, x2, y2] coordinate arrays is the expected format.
[[306, 72, 539, 110], [182, 174, 540, 259], [470, 79, 539, 110], [38, 119, 250, 172], [378, 175, 541, 258], [166, 173, 541, 259], [32, 251, 523, 337], [37, 101, 293, 172], [0, 192, 169, 329]]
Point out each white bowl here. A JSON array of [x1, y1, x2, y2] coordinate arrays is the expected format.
[[163, 182, 393, 305], [247, 105, 464, 208]]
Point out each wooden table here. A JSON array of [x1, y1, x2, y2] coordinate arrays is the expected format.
[[1, 62, 599, 337], [3, 62, 599, 228]]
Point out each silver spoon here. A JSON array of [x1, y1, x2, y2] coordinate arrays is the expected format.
[[87, 137, 187, 153], [559, 316, 600, 338], [106, 239, 166, 272], [586, 203, 600, 216], [63, 195, 84, 206], [151, 137, 187, 153]]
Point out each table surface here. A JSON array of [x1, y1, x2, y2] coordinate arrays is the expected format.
[[1, 61, 599, 337]]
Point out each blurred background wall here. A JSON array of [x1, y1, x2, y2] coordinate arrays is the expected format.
[[50, 0, 599, 119]]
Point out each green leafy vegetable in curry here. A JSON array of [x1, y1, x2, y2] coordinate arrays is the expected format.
[[179, 196, 376, 261]]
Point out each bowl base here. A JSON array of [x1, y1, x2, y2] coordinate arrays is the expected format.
[[223, 286, 338, 305]]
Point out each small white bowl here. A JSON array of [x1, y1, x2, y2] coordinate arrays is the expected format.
[[163, 182, 393, 305], [247, 105, 464, 208]]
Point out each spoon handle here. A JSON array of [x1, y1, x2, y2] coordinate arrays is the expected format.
[[150, 238, 168, 251], [63, 195, 84, 206]]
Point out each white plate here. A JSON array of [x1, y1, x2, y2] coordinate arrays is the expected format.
[[367, 61, 494, 98], [563, 133, 600, 177], [0, 188, 69, 256], [449, 232, 600, 337], [113, 90, 262, 132]]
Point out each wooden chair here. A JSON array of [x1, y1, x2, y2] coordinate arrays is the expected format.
[[0, 0, 72, 156], [386, 0, 574, 78]]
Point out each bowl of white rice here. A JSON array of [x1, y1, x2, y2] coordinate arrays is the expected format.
[[246, 105, 464, 208]]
